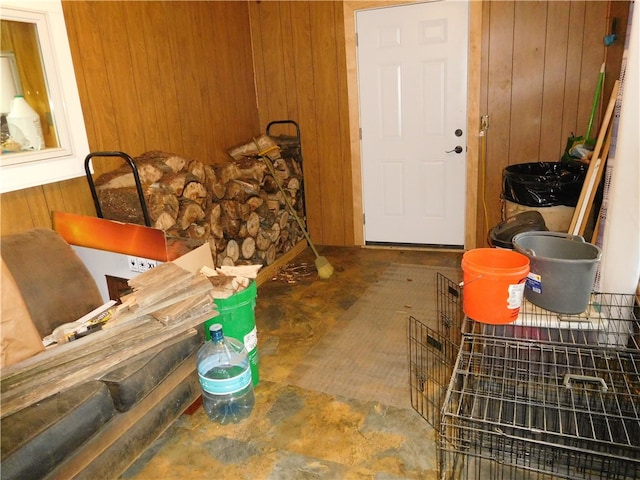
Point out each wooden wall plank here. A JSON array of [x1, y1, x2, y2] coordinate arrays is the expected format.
[[578, 1, 610, 140], [279, 3, 301, 124], [288, 1, 323, 241], [485, 1, 515, 233], [561, 1, 587, 142], [510, 2, 547, 164], [540, 1, 572, 161], [310, 1, 345, 245], [334, 5, 354, 245]]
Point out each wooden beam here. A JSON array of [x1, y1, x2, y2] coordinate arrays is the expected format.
[[569, 80, 620, 236]]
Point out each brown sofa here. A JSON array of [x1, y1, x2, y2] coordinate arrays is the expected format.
[[0, 229, 203, 479]]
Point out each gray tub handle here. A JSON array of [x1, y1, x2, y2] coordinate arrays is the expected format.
[[563, 373, 608, 392], [513, 231, 586, 244]]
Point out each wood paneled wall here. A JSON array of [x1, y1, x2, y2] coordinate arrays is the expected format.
[[251, 0, 621, 248], [1, 1, 259, 236], [249, 1, 353, 246], [478, 0, 618, 246], [1, 0, 626, 249]]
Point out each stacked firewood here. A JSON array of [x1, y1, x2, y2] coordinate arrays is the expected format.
[[93, 136, 305, 266]]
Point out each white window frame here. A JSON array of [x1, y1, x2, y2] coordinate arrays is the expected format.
[[0, 0, 89, 193]]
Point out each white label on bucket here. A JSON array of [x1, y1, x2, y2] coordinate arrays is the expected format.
[[525, 272, 542, 294], [507, 283, 526, 309], [244, 326, 258, 352]]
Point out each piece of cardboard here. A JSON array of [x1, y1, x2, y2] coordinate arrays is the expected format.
[[172, 243, 214, 273]]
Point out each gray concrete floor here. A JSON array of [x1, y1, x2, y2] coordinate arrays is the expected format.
[[120, 246, 463, 479]]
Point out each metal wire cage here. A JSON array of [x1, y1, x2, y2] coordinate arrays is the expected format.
[[440, 292, 640, 480]]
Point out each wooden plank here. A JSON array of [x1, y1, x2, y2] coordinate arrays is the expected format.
[[466, 0, 483, 248], [280, 2, 301, 124], [334, 5, 354, 246], [0, 189, 35, 235], [0, 317, 206, 418], [568, 80, 619, 235], [486, 0, 515, 231], [510, 1, 547, 163], [561, 1, 587, 141], [540, 1, 572, 161], [0, 319, 158, 385], [310, 1, 344, 246], [288, 1, 322, 241]]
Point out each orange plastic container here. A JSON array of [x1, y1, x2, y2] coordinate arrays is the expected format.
[[461, 248, 530, 324]]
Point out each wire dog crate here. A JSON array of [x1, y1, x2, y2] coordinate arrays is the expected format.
[[410, 279, 640, 480]]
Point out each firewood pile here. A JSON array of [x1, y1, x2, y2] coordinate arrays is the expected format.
[[93, 135, 305, 267]]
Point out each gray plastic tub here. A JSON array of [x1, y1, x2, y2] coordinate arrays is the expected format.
[[512, 231, 602, 314]]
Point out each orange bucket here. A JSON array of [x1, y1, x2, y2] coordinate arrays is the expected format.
[[461, 248, 530, 324]]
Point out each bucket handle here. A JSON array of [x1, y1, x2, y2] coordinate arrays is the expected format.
[[459, 275, 482, 288], [513, 231, 586, 244]]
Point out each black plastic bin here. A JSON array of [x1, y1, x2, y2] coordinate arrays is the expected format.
[[502, 161, 587, 208], [489, 211, 548, 249]]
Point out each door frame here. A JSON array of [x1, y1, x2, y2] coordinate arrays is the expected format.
[[343, 0, 482, 249]]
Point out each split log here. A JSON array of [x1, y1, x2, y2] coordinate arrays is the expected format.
[[206, 203, 223, 238], [204, 165, 226, 200], [262, 174, 279, 194], [246, 196, 264, 211], [235, 157, 267, 183], [176, 200, 205, 230], [155, 211, 177, 231], [219, 163, 242, 184], [269, 222, 281, 243], [187, 223, 210, 240], [182, 180, 208, 204], [258, 244, 277, 265], [255, 230, 272, 251], [225, 239, 240, 263], [241, 237, 256, 259], [227, 134, 277, 160], [187, 160, 205, 182], [246, 212, 260, 237], [221, 215, 241, 238]]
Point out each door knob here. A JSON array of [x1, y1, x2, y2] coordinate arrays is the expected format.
[[446, 146, 463, 154]]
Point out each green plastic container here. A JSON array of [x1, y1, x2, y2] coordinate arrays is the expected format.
[[204, 281, 259, 385]]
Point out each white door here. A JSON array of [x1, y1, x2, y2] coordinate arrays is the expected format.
[[357, 1, 468, 246]]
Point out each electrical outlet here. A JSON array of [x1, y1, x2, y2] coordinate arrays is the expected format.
[[127, 256, 158, 273]]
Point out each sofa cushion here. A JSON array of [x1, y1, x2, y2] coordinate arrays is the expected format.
[[0, 258, 45, 367], [0, 381, 116, 480], [100, 331, 203, 412], [0, 228, 104, 338]]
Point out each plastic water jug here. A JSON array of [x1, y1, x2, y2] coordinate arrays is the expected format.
[[6, 95, 45, 150], [196, 323, 255, 424]]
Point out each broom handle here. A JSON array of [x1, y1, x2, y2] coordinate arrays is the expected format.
[[586, 63, 605, 140], [258, 150, 321, 259]]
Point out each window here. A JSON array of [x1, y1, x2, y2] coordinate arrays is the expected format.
[[0, 1, 89, 193]]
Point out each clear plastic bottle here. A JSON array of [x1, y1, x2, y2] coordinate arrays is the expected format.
[[197, 323, 255, 424], [6, 95, 45, 150]]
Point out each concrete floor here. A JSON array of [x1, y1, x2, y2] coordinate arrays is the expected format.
[[120, 246, 463, 479]]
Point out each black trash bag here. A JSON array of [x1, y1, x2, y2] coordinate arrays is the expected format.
[[502, 161, 587, 207]]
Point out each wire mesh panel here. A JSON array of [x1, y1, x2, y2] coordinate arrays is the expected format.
[[440, 293, 640, 480], [409, 274, 463, 428], [465, 293, 639, 351]]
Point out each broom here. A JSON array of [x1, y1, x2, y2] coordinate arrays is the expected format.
[[256, 143, 334, 280]]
